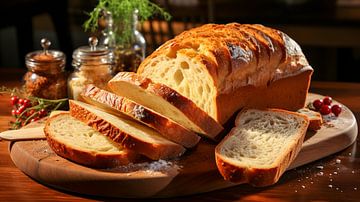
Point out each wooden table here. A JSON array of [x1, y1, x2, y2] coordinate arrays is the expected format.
[[0, 69, 359, 201]]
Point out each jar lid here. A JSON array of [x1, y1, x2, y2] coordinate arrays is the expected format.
[[72, 37, 114, 65], [26, 38, 65, 64]]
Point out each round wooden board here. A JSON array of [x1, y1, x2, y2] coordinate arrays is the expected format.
[[9, 93, 358, 198]]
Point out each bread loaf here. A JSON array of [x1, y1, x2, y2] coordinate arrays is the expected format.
[[44, 113, 138, 168], [215, 109, 309, 186], [108, 72, 223, 140], [137, 23, 313, 124], [81, 84, 201, 148], [69, 100, 186, 160]]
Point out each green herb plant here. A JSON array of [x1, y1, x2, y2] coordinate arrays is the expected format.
[[83, 0, 171, 45]]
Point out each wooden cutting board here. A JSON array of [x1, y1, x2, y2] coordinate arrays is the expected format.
[[8, 93, 358, 198]]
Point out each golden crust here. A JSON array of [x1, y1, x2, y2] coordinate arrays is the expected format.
[[137, 23, 313, 124], [215, 108, 309, 186], [44, 113, 139, 168], [109, 72, 224, 140], [82, 85, 201, 148], [69, 100, 186, 160]]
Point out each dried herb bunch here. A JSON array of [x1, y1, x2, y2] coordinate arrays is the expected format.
[[83, 0, 171, 44]]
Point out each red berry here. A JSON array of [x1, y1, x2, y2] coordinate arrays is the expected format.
[[320, 105, 332, 115], [312, 99, 323, 111], [16, 105, 26, 115], [18, 98, 24, 105], [323, 96, 332, 105], [11, 109, 17, 116], [331, 104, 342, 116], [38, 109, 47, 117], [26, 109, 36, 117], [30, 117, 40, 122], [10, 96, 19, 106], [23, 99, 32, 108]]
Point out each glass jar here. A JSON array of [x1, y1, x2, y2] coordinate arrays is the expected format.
[[24, 38, 67, 99], [100, 9, 146, 73], [68, 37, 114, 100]]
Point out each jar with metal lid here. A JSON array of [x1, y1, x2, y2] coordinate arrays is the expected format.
[[68, 36, 114, 100], [24, 38, 67, 99]]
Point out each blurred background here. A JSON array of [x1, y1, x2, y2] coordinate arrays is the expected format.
[[0, 0, 359, 82]]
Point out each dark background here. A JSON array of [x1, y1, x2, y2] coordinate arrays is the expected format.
[[0, 0, 359, 82]]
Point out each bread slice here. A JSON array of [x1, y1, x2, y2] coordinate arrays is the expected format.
[[108, 72, 223, 140], [69, 100, 185, 160], [215, 109, 309, 186], [81, 84, 200, 148], [297, 108, 323, 131], [44, 113, 138, 168]]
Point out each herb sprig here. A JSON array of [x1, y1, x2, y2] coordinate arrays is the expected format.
[[83, 0, 171, 45]]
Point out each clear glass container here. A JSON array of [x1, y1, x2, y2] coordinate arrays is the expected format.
[[100, 9, 146, 73], [68, 37, 114, 100], [24, 38, 67, 99]]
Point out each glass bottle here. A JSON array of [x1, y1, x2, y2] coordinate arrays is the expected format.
[[68, 37, 114, 100], [24, 38, 67, 99], [100, 9, 146, 73]]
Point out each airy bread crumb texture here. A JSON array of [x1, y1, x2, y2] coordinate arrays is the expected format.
[[219, 110, 305, 167], [48, 115, 123, 153]]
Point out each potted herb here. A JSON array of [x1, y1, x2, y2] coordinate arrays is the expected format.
[[83, 0, 171, 72]]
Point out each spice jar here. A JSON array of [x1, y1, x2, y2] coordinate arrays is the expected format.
[[68, 37, 114, 100], [24, 38, 67, 99]]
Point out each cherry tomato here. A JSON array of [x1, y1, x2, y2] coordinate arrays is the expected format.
[[323, 96, 332, 105], [331, 104, 342, 116], [320, 105, 332, 115], [10, 96, 19, 106], [312, 99, 323, 111]]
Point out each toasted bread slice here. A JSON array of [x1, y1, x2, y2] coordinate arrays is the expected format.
[[108, 72, 223, 140], [69, 100, 185, 160], [215, 109, 309, 186], [44, 113, 138, 168], [81, 85, 200, 148]]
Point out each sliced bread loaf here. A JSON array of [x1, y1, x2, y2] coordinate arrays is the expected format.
[[81, 85, 200, 148], [69, 100, 186, 160], [297, 108, 323, 131], [215, 109, 309, 186], [44, 113, 138, 168], [108, 72, 223, 140]]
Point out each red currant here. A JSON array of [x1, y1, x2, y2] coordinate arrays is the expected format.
[[16, 105, 26, 116], [38, 109, 47, 117], [331, 104, 342, 116], [10, 96, 19, 106], [23, 99, 32, 108], [312, 99, 323, 111], [18, 98, 24, 105], [30, 117, 40, 122], [320, 105, 332, 115], [323, 96, 332, 105], [11, 109, 17, 116], [26, 109, 36, 117]]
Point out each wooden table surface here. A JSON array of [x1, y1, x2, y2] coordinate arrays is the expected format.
[[0, 69, 359, 201]]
